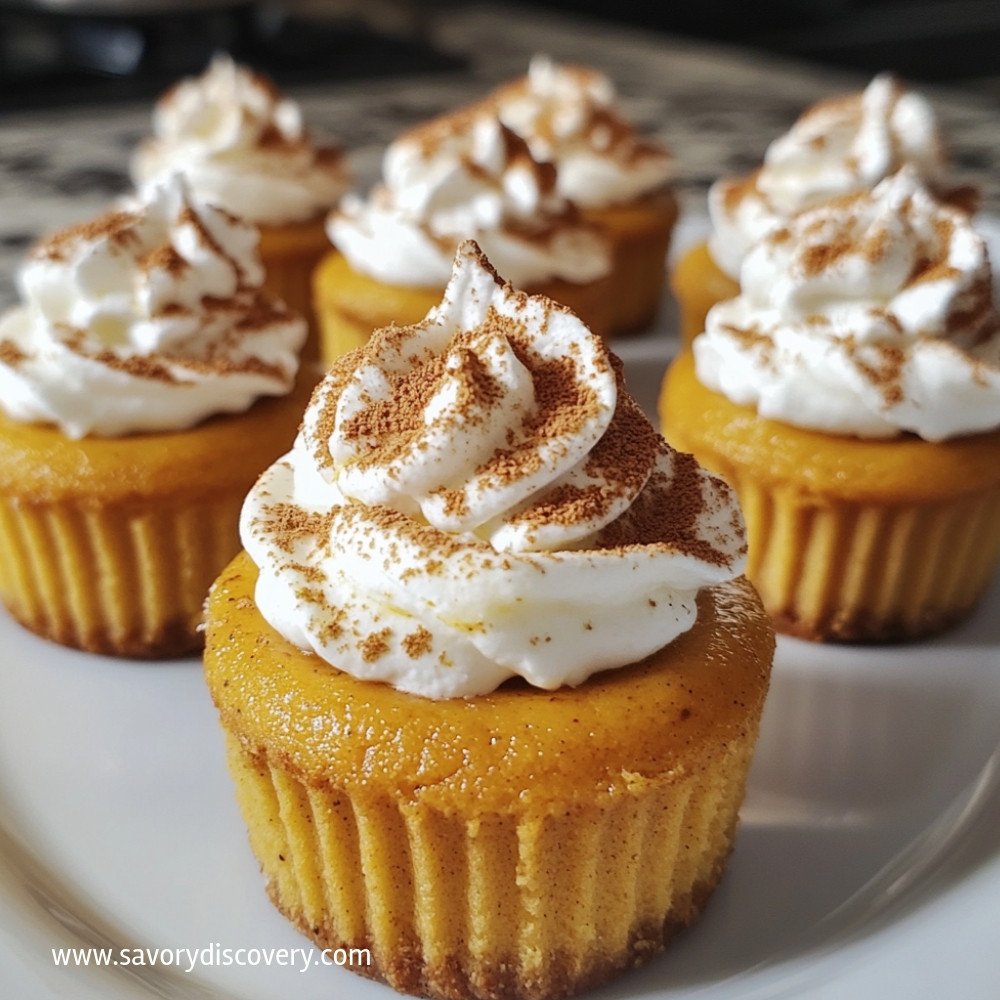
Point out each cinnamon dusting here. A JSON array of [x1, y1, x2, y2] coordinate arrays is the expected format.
[[0, 339, 27, 367], [359, 628, 392, 663], [257, 503, 334, 553], [507, 370, 657, 532], [844, 339, 906, 407], [597, 448, 735, 567], [140, 244, 189, 277], [489, 65, 671, 171], [32, 209, 139, 262], [402, 627, 433, 659]]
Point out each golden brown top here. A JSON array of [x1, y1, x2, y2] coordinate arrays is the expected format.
[[205, 551, 774, 813]]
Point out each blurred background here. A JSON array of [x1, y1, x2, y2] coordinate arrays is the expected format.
[[2, 0, 999, 111]]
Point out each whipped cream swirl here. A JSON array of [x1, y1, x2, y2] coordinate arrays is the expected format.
[[329, 107, 611, 287], [0, 178, 306, 438], [242, 242, 744, 699], [696, 170, 1000, 441], [492, 55, 673, 208], [132, 55, 348, 226], [709, 74, 950, 279]]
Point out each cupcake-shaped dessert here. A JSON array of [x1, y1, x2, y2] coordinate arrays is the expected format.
[[661, 170, 1000, 642], [206, 242, 774, 999], [0, 178, 311, 656], [491, 55, 677, 335], [132, 54, 349, 348], [673, 74, 970, 347], [315, 104, 613, 362]]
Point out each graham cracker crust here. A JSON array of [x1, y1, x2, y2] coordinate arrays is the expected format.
[[267, 871, 724, 1000], [771, 602, 976, 644], [6, 605, 202, 659]]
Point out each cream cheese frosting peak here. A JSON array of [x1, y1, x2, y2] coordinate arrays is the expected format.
[[695, 170, 1000, 441], [132, 54, 348, 225], [242, 241, 745, 699], [709, 74, 953, 279], [328, 106, 611, 287], [493, 55, 674, 208], [0, 177, 306, 438]]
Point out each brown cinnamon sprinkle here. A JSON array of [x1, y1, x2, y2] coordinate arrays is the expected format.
[[398, 101, 482, 154], [252, 118, 337, 167], [910, 262, 961, 287], [402, 627, 433, 659], [359, 628, 392, 663], [596, 448, 734, 567], [178, 205, 246, 287], [507, 369, 657, 533], [62, 330, 180, 383], [435, 486, 469, 521], [394, 105, 592, 234], [906, 217, 955, 284], [0, 339, 27, 367], [318, 608, 346, 643], [844, 338, 906, 407], [295, 585, 326, 607], [940, 183, 980, 217], [59, 298, 293, 384], [721, 170, 763, 215], [336, 503, 471, 562], [340, 354, 447, 464], [510, 483, 606, 534], [796, 190, 894, 276], [489, 67, 671, 169], [257, 122, 295, 151], [497, 124, 558, 195], [32, 209, 139, 262], [458, 323, 603, 498], [258, 503, 334, 553], [140, 244, 189, 277], [340, 297, 603, 494], [861, 226, 890, 265], [952, 304, 1000, 347], [720, 323, 775, 368], [305, 352, 364, 469], [24, 187, 297, 385], [183, 350, 289, 382], [801, 241, 850, 276], [495, 210, 590, 250]]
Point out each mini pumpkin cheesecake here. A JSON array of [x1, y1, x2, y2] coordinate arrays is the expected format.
[[206, 242, 774, 999], [0, 380, 314, 657], [316, 104, 614, 363], [0, 179, 309, 656], [491, 55, 678, 335], [661, 352, 1000, 642], [661, 171, 1000, 642], [673, 74, 975, 349], [207, 557, 771, 1000], [132, 54, 349, 355]]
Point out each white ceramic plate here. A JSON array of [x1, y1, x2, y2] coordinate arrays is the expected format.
[[2, 518, 999, 1000], [2, 219, 1000, 1000]]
